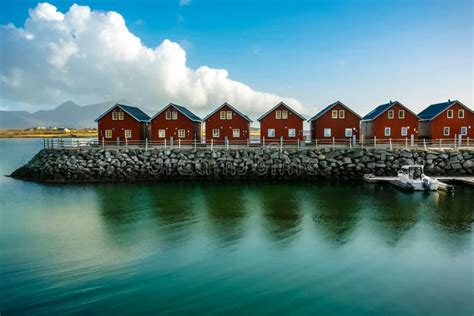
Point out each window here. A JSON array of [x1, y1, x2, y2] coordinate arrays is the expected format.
[[226, 111, 232, 120], [384, 127, 391, 137], [178, 129, 185, 138], [388, 110, 394, 119], [332, 110, 338, 119], [339, 110, 345, 119], [460, 127, 467, 136], [401, 127, 408, 137], [118, 111, 124, 120], [212, 129, 220, 138], [447, 110, 453, 119], [220, 111, 226, 120], [112, 112, 118, 120], [124, 129, 132, 138], [158, 129, 166, 138], [459, 109, 465, 118], [165, 111, 172, 120], [345, 128, 353, 137], [443, 127, 450, 136], [233, 129, 240, 137], [288, 128, 296, 137], [398, 110, 405, 119], [275, 111, 282, 119], [267, 129, 275, 137], [324, 128, 331, 137], [105, 130, 112, 138], [171, 111, 178, 120], [282, 110, 288, 119]]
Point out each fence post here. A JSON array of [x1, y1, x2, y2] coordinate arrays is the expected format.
[[178, 138, 180, 149], [389, 138, 392, 150], [423, 138, 427, 150], [439, 138, 442, 150], [353, 135, 356, 147], [262, 137, 265, 148], [194, 138, 197, 150], [145, 138, 148, 151], [225, 137, 229, 150], [247, 138, 249, 148], [297, 139, 300, 151], [467, 137, 470, 148], [454, 134, 457, 149], [211, 138, 213, 151], [405, 137, 408, 150], [332, 137, 335, 150], [125, 136, 128, 149], [164, 138, 167, 150], [349, 138, 352, 149], [458, 134, 462, 147], [315, 138, 318, 149], [102, 137, 105, 149], [280, 136, 283, 152], [374, 136, 376, 149]]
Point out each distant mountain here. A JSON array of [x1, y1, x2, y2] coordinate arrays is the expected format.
[[0, 100, 156, 129]]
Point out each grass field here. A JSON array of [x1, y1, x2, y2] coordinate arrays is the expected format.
[[0, 129, 98, 138]]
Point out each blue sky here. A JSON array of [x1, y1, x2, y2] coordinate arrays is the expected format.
[[0, 0, 472, 115]]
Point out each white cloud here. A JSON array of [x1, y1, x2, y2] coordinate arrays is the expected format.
[[179, 0, 191, 6], [0, 2, 303, 117]]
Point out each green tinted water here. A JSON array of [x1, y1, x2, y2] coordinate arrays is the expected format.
[[0, 139, 472, 315]]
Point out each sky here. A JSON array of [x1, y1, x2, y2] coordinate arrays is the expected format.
[[0, 0, 472, 118]]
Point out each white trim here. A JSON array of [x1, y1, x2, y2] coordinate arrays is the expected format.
[[384, 127, 391, 137], [203, 102, 252, 122], [443, 127, 450, 136], [258, 102, 306, 121]]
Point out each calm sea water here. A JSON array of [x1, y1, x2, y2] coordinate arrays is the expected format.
[[0, 139, 472, 315]]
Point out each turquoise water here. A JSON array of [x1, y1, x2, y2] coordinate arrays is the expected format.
[[0, 139, 472, 315]]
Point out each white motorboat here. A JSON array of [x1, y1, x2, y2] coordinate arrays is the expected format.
[[397, 165, 438, 191]]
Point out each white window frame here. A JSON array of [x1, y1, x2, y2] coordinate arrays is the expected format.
[[226, 111, 232, 120], [124, 129, 132, 138], [331, 110, 338, 119], [220, 111, 226, 120], [388, 110, 394, 119], [288, 128, 296, 137], [158, 129, 166, 138], [398, 110, 405, 119], [212, 128, 220, 138], [275, 111, 281, 120], [345, 128, 352, 137], [460, 127, 467, 136], [401, 127, 408, 137], [105, 130, 112, 138], [384, 127, 391, 137], [118, 111, 124, 120], [112, 112, 118, 120], [447, 110, 453, 119], [458, 109, 464, 118], [267, 129, 275, 138], [171, 111, 178, 120], [165, 111, 172, 120], [339, 110, 345, 119], [233, 129, 240, 138], [178, 129, 185, 138], [282, 110, 288, 119], [324, 128, 331, 137], [443, 127, 450, 136]]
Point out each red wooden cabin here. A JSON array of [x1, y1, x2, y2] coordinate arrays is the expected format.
[[361, 101, 419, 141], [418, 100, 473, 140], [258, 102, 305, 142], [150, 103, 202, 142], [95, 103, 150, 143], [204, 102, 252, 143], [308, 101, 361, 142]]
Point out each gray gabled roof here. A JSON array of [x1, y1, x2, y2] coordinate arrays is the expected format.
[[361, 101, 419, 121], [151, 103, 202, 122], [95, 103, 151, 122], [418, 100, 471, 121], [203, 102, 253, 122], [308, 101, 361, 122], [257, 101, 306, 121]]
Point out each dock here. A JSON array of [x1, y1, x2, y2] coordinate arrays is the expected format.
[[362, 174, 474, 192]]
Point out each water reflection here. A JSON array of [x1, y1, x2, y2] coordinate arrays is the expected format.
[[259, 183, 303, 243], [307, 183, 362, 244], [431, 189, 473, 234], [201, 183, 249, 246]]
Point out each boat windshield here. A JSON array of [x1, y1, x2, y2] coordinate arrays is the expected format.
[[409, 167, 423, 180]]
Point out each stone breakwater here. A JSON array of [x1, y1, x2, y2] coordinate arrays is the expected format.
[[10, 148, 474, 182]]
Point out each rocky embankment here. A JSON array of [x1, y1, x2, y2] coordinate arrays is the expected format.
[[10, 148, 474, 182]]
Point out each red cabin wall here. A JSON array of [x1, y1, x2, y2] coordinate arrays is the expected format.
[[430, 103, 474, 140], [259, 104, 304, 142], [97, 107, 146, 142], [311, 104, 360, 141], [150, 105, 201, 142], [205, 105, 250, 143], [365, 104, 419, 141]]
